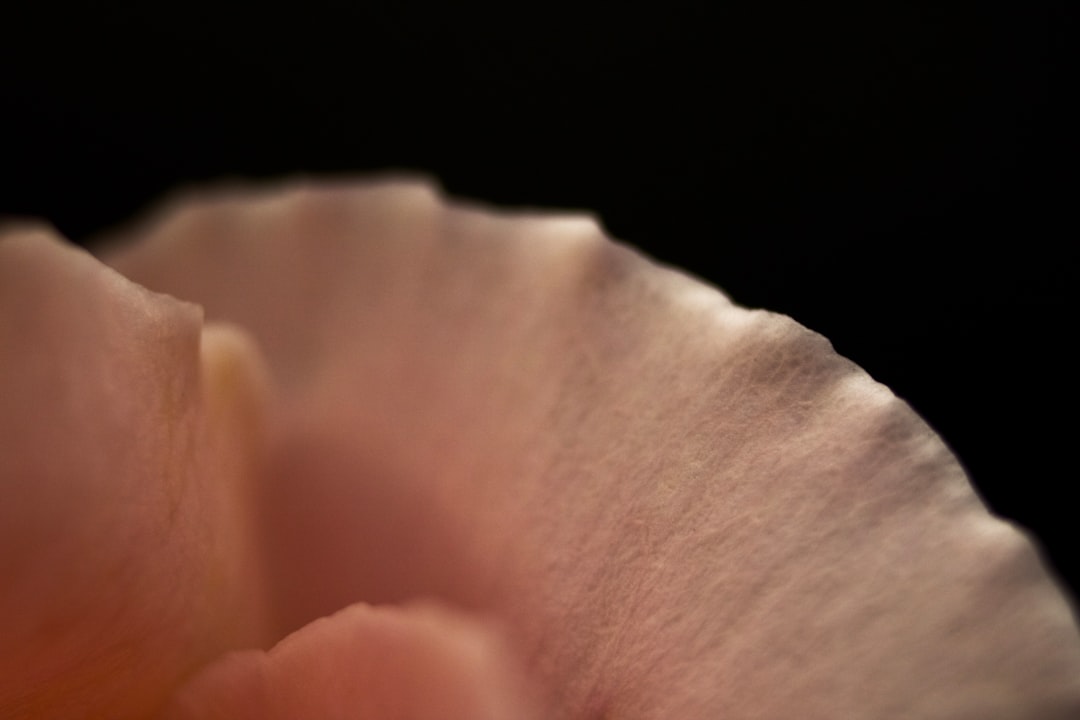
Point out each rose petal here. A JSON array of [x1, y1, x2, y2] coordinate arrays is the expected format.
[[0, 227, 274, 717], [104, 179, 1080, 718], [157, 602, 537, 720]]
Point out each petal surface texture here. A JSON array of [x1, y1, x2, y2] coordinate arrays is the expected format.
[[0, 228, 274, 717], [102, 179, 1080, 719]]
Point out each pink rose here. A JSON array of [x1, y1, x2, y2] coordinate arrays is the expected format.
[[2, 177, 1078, 718]]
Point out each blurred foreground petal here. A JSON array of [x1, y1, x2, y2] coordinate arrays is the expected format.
[[158, 602, 537, 720], [104, 179, 1080, 718]]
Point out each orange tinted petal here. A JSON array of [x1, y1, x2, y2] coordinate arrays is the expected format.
[[0, 227, 274, 717], [104, 179, 1080, 718]]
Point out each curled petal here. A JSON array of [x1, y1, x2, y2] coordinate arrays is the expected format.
[[103, 179, 1080, 718], [0, 227, 274, 717]]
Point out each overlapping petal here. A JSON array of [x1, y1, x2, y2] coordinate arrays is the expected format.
[[0, 227, 274, 717], [3, 177, 1078, 718], [98, 177, 1080, 718]]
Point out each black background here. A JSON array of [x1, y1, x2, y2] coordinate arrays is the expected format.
[[2, 3, 1076, 598]]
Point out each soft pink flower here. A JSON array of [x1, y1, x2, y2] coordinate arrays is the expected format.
[[2, 178, 1078, 718]]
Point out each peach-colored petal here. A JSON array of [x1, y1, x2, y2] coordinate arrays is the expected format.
[[0, 227, 274, 717], [157, 602, 537, 720], [104, 179, 1080, 718]]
